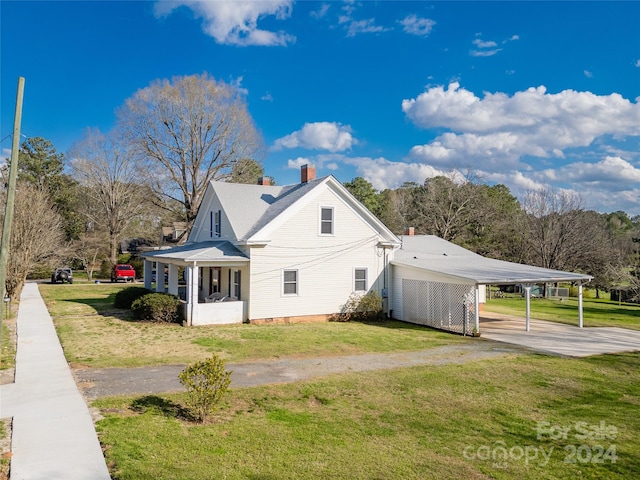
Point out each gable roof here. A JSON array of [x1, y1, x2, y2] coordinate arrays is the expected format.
[[198, 176, 399, 245], [209, 176, 326, 241], [393, 235, 592, 285]]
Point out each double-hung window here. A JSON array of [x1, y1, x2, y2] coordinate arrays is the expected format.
[[210, 210, 221, 238], [320, 207, 334, 235], [354, 268, 368, 292], [283, 270, 298, 295]]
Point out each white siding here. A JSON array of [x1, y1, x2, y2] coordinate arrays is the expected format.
[[248, 186, 388, 320]]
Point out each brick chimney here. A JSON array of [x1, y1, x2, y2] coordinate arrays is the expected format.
[[258, 176, 271, 186], [301, 164, 316, 183], [405, 227, 415, 236]]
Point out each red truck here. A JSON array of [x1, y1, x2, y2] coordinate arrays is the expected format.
[[111, 264, 136, 283]]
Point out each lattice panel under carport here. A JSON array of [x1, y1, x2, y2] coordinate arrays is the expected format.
[[402, 279, 475, 335]]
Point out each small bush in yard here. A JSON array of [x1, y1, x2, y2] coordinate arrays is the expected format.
[[179, 354, 232, 423], [114, 286, 151, 309], [131, 293, 183, 323], [334, 291, 384, 322]]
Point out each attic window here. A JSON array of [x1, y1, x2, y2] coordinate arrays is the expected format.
[[210, 210, 221, 238], [320, 207, 334, 235]]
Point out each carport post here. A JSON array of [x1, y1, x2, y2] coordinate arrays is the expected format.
[[474, 285, 480, 332], [578, 281, 584, 328], [524, 284, 532, 332]]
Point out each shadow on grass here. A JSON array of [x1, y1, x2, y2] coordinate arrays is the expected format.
[[130, 395, 194, 421]]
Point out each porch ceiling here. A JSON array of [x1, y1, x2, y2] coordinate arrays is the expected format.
[[142, 240, 249, 265]]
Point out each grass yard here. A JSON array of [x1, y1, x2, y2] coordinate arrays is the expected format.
[[484, 296, 640, 331], [95, 352, 640, 480], [39, 284, 468, 368]]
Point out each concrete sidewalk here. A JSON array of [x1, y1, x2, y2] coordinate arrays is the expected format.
[[0, 282, 110, 480]]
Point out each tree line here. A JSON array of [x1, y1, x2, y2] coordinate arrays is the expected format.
[[1, 73, 639, 301]]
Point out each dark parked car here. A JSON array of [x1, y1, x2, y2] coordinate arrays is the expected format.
[[51, 268, 73, 284]]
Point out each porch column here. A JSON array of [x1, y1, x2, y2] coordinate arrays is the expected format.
[[523, 283, 532, 332], [184, 264, 199, 326], [578, 281, 584, 328], [155, 261, 166, 293], [474, 284, 480, 332], [143, 260, 152, 290], [167, 264, 179, 296]]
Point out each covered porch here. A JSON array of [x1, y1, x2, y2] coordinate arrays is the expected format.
[[142, 241, 250, 326]]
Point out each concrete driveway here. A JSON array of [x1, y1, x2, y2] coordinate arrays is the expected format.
[[479, 312, 640, 357]]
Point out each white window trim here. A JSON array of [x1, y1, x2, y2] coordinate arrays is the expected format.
[[354, 267, 368, 292], [282, 269, 299, 296], [319, 206, 334, 236]]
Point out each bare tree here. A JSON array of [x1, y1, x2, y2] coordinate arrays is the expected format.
[[1, 182, 65, 298], [411, 174, 479, 242], [522, 187, 590, 271], [70, 129, 146, 265], [117, 73, 264, 225]]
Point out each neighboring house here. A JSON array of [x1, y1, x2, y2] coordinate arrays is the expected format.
[[142, 166, 400, 326]]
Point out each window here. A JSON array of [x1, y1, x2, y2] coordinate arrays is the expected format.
[[215, 210, 221, 237], [320, 207, 334, 235], [233, 270, 241, 299], [354, 268, 368, 291], [283, 270, 298, 295]]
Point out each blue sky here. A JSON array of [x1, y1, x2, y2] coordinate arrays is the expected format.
[[2, 1, 640, 215]]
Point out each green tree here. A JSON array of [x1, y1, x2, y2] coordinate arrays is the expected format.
[[228, 158, 270, 184], [344, 177, 381, 216], [17, 137, 83, 240]]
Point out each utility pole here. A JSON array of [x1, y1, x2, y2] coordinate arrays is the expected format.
[[0, 77, 25, 331]]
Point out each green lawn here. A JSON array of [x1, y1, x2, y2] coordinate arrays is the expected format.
[[95, 352, 640, 480], [39, 284, 468, 368], [484, 296, 640, 330], [38, 283, 640, 479]]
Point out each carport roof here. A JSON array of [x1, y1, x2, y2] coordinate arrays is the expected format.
[[392, 235, 592, 285], [142, 241, 249, 265]]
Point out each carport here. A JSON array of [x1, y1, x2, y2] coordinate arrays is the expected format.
[[391, 236, 593, 334]]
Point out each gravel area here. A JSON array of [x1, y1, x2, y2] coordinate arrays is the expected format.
[[73, 340, 528, 400]]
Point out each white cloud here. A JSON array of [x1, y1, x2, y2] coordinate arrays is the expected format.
[[229, 76, 248, 95], [154, 0, 295, 46], [540, 156, 640, 185], [399, 15, 435, 36], [401, 83, 640, 172], [635, 59, 640, 68], [287, 157, 312, 169], [273, 122, 356, 152], [261, 92, 274, 102], [473, 39, 497, 48], [310, 3, 330, 19], [584, 69, 593, 78], [346, 18, 387, 37]]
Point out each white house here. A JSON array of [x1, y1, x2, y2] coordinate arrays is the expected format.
[[142, 165, 592, 332], [142, 166, 400, 326]]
